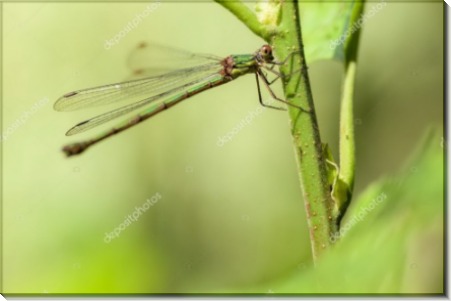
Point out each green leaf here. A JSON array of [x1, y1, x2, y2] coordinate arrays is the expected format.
[[299, 1, 365, 63]]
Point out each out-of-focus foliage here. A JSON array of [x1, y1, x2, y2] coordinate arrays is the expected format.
[[299, 1, 364, 63], [247, 129, 443, 293]]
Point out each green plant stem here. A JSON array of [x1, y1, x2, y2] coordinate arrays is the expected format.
[[217, 1, 336, 263], [214, 1, 272, 41], [337, 2, 364, 220], [271, 1, 334, 262], [339, 61, 356, 193]]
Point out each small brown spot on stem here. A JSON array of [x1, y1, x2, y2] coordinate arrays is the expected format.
[[305, 202, 311, 218]]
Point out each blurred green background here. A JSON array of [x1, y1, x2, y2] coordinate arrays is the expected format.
[[3, 2, 443, 294]]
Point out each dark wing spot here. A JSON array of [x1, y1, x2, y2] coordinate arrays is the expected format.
[[64, 91, 78, 98]]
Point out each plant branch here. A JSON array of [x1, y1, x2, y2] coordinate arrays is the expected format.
[[270, 2, 334, 262], [214, 1, 272, 41], [337, 3, 365, 221], [339, 61, 356, 193], [215, 0, 362, 263]]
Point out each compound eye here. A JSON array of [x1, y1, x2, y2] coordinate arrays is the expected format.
[[262, 45, 272, 55]]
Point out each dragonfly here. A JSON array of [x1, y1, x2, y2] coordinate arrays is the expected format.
[[55, 43, 307, 157]]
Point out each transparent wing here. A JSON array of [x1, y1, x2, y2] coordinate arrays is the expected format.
[[127, 41, 223, 76], [65, 72, 223, 136], [54, 61, 221, 112]]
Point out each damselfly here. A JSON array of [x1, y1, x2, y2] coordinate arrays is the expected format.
[[55, 44, 306, 156]]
